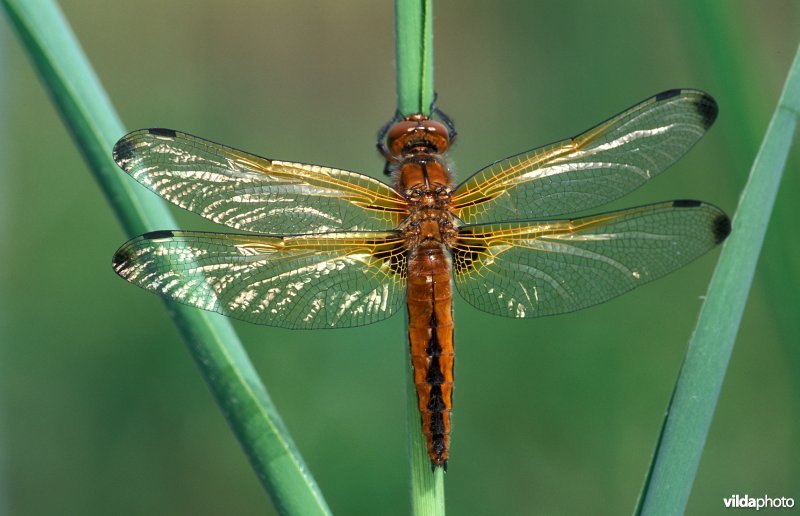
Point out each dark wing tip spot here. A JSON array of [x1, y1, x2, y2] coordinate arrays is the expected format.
[[654, 89, 718, 129], [672, 199, 702, 208], [111, 241, 137, 271], [712, 213, 732, 244], [148, 128, 178, 138], [694, 94, 719, 130], [111, 249, 128, 269], [655, 89, 682, 101], [143, 230, 175, 239], [112, 137, 135, 166]]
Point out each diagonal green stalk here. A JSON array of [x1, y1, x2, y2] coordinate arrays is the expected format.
[[0, 1, 330, 514], [395, 1, 445, 515], [635, 42, 800, 515], [693, 1, 800, 399]]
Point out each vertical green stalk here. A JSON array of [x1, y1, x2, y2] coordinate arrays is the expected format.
[[406, 360, 446, 515], [636, 42, 800, 515], [395, 0, 434, 115], [0, 1, 330, 514], [395, 0, 444, 515], [0, 22, 10, 516]]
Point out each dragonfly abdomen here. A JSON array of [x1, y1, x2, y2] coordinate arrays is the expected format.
[[407, 244, 454, 469]]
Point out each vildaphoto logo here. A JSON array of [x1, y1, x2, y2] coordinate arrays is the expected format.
[[723, 494, 795, 510]]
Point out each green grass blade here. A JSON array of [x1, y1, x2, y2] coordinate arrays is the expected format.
[[694, 0, 800, 385], [394, 0, 445, 514], [0, 24, 10, 516], [0, 1, 330, 514], [406, 359, 446, 515], [395, 0, 434, 115], [636, 42, 800, 515]]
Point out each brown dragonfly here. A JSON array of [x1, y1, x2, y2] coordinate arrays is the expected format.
[[112, 89, 730, 470]]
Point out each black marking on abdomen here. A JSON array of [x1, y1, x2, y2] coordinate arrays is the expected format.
[[427, 281, 447, 468], [427, 385, 446, 411], [426, 358, 444, 384]]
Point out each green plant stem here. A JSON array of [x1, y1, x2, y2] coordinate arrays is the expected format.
[[636, 42, 800, 515], [406, 359, 446, 515], [693, 0, 800, 404], [1, 1, 330, 514], [0, 23, 10, 516], [395, 0, 444, 514], [395, 0, 434, 115]]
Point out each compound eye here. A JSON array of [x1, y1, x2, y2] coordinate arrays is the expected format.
[[424, 121, 450, 153], [387, 116, 451, 156], [387, 120, 418, 156]]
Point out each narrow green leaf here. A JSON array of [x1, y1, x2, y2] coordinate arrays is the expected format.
[[0, 1, 330, 514], [406, 360, 446, 515], [394, 0, 445, 514], [636, 42, 800, 515], [395, 0, 434, 115], [0, 21, 11, 516]]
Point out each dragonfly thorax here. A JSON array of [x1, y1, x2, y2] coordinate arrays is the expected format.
[[395, 156, 454, 194], [400, 191, 457, 248], [394, 132, 456, 250]]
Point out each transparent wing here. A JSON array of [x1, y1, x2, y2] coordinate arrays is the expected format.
[[452, 200, 730, 318], [113, 129, 408, 233], [452, 89, 718, 224], [112, 230, 407, 329]]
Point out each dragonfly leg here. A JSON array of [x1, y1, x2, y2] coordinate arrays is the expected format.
[[432, 102, 457, 145], [377, 110, 403, 175]]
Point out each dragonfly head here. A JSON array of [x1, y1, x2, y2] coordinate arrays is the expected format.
[[387, 114, 450, 157]]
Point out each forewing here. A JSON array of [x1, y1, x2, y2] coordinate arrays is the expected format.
[[452, 89, 718, 223], [112, 230, 407, 329], [113, 129, 407, 233], [452, 201, 730, 317]]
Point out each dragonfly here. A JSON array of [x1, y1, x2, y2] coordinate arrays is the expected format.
[[111, 89, 730, 470]]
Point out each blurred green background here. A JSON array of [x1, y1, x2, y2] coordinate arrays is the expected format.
[[1, 1, 798, 514]]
